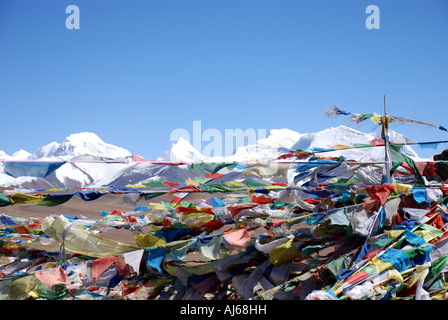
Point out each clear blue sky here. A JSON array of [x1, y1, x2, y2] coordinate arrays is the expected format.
[[1, 0, 447, 159]]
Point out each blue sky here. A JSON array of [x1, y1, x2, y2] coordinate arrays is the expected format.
[[0, 0, 447, 159]]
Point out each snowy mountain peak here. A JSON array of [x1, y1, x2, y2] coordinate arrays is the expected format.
[[0, 126, 424, 189], [158, 137, 205, 163], [257, 129, 302, 149], [64, 132, 103, 144], [220, 128, 302, 162], [291, 125, 372, 151], [11, 149, 32, 159], [290, 125, 418, 161], [0, 149, 32, 160], [30, 132, 132, 160]]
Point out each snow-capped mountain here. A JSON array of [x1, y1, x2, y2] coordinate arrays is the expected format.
[[30, 132, 131, 160], [0, 149, 38, 188], [0, 126, 424, 189], [99, 137, 207, 188], [290, 125, 418, 161], [31, 133, 133, 188], [0, 133, 133, 188], [291, 126, 370, 151], [209, 129, 303, 162], [0, 149, 32, 160], [158, 137, 205, 163]]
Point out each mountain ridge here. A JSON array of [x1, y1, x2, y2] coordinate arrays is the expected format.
[[0, 126, 422, 189]]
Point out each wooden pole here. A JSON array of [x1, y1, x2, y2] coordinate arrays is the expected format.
[[382, 95, 393, 183]]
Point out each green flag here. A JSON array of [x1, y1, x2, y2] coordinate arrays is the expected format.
[[389, 144, 425, 185], [426, 253, 448, 283]]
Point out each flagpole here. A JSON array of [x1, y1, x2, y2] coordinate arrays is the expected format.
[[382, 95, 393, 184]]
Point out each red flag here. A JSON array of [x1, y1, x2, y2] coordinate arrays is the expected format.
[[252, 195, 275, 204], [272, 182, 287, 186], [91, 256, 117, 285], [366, 183, 395, 206], [170, 197, 183, 204], [228, 204, 258, 218], [164, 181, 181, 187], [345, 270, 370, 285], [304, 198, 321, 204], [204, 173, 225, 179]]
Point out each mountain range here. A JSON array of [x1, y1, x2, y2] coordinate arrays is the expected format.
[[0, 126, 421, 189]]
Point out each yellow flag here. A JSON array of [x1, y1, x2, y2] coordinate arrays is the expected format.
[[182, 212, 214, 228], [370, 113, 381, 124], [385, 229, 405, 239], [148, 203, 167, 210], [228, 181, 246, 187], [135, 233, 167, 248], [264, 185, 286, 191], [415, 230, 438, 242], [185, 178, 199, 186], [125, 184, 147, 188], [392, 183, 413, 195], [9, 193, 45, 205], [42, 215, 139, 258], [244, 170, 261, 177], [406, 263, 429, 288], [431, 290, 447, 300], [9, 275, 39, 300], [269, 239, 301, 266], [369, 256, 393, 273], [387, 269, 404, 283], [258, 286, 282, 300]]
